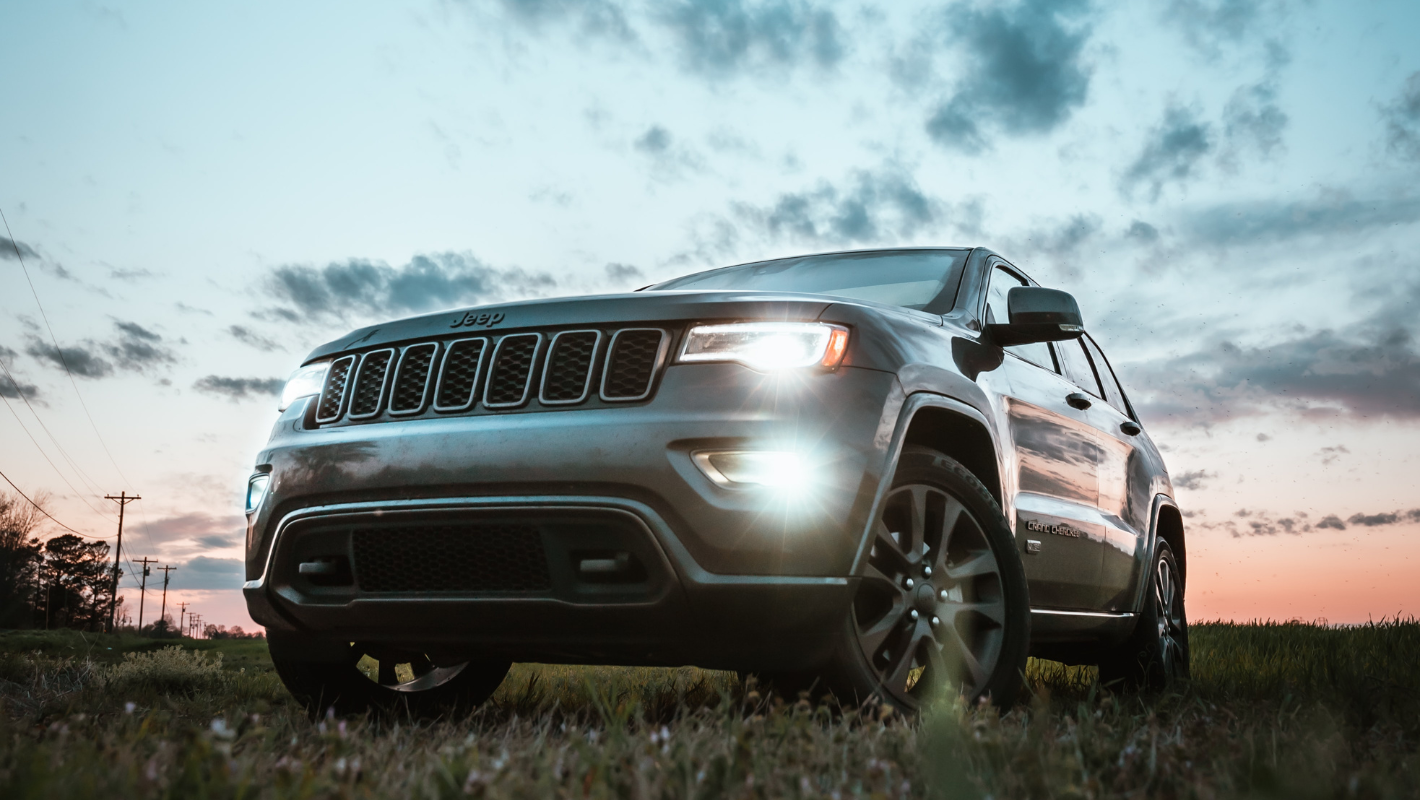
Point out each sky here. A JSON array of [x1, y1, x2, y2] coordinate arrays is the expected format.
[[2, 0, 1419, 629]]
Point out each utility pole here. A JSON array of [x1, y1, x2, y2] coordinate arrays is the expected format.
[[135, 557, 156, 631], [191, 614, 203, 639], [104, 492, 140, 633], [178, 601, 189, 638], [158, 565, 176, 631]]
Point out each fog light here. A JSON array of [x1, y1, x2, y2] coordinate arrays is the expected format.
[[693, 451, 809, 488], [246, 474, 270, 513]]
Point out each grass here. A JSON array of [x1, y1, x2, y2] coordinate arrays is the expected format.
[[0, 621, 1417, 798]]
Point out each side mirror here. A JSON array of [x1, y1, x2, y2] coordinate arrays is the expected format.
[[987, 287, 1085, 346]]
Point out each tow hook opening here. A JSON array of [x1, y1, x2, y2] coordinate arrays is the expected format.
[[574, 550, 646, 584], [298, 556, 354, 587]]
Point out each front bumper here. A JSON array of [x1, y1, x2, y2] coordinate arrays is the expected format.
[[243, 363, 903, 669]]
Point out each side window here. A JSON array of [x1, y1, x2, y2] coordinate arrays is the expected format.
[[1053, 339, 1102, 397], [1082, 336, 1131, 417], [985, 266, 1055, 371]]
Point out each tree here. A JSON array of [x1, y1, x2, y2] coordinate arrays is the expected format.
[[142, 613, 180, 639], [0, 491, 45, 628], [37, 534, 114, 631]]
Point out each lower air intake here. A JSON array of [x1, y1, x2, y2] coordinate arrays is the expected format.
[[352, 525, 551, 593]]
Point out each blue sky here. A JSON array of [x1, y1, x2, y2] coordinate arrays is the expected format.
[[2, 0, 1419, 627]]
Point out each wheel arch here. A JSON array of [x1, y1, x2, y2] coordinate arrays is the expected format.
[[850, 392, 1004, 575], [1128, 495, 1187, 615]]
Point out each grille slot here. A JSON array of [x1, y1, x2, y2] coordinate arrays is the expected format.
[[601, 329, 667, 401], [484, 333, 542, 408], [351, 524, 551, 593], [433, 338, 487, 412], [315, 355, 357, 423], [348, 349, 394, 419], [540, 330, 601, 405], [389, 343, 438, 415]]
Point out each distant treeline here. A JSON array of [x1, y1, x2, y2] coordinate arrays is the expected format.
[[0, 491, 119, 631]]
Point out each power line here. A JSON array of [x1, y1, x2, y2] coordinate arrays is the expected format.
[[0, 390, 118, 524], [1, 207, 136, 493], [0, 467, 105, 538], [0, 353, 114, 504]]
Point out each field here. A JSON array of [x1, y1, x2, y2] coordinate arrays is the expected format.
[[0, 621, 1417, 798]]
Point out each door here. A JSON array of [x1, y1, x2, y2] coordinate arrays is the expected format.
[[1079, 335, 1150, 611], [983, 264, 1103, 610]]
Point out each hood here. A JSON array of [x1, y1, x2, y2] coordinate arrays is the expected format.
[[301, 290, 840, 363]]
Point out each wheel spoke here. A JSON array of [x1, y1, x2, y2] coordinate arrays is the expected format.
[[378, 659, 398, 686], [872, 519, 913, 570], [941, 599, 1007, 627], [905, 486, 930, 561], [945, 551, 997, 581], [858, 604, 906, 656], [862, 561, 902, 593], [882, 622, 926, 695]]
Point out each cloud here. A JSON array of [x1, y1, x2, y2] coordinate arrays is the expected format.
[[1315, 515, 1346, 530], [631, 124, 704, 180], [634, 125, 671, 154], [1180, 193, 1420, 247], [731, 165, 951, 248], [1317, 445, 1348, 466], [104, 321, 176, 371], [0, 235, 38, 261], [1162, 0, 1290, 57], [194, 534, 238, 550], [141, 512, 239, 541], [1120, 105, 1214, 200], [0, 345, 40, 400], [192, 375, 284, 401], [263, 251, 560, 321], [493, 0, 635, 41], [1128, 312, 1420, 424], [228, 325, 282, 352], [656, 0, 846, 77], [924, 0, 1093, 153], [25, 341, 113, 378], [1125, 220, 1160, 243], [174, 556, 244, 590], [604, 262, 645, 289], [1382, 71, 1420, 163], [1197, 506, 1420, 537], [1219, 79, 1287, 168], [1173, 469, 1215, 490]]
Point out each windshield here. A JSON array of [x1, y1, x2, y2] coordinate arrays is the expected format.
[[648, 249, 968, 312]]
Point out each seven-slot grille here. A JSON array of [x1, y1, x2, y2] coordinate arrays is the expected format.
[[312, 327, 668, 425]]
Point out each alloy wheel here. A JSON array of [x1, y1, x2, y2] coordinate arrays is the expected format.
[[854, 483, 1007, 703], [1153, 556, 1187, 680], [353, 643, 469, 693]]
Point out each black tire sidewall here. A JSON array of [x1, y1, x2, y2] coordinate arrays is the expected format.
[[1100, 540, 1190, 690], [827, 446, 1031, 710]]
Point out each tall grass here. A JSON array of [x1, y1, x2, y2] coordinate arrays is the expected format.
[[0, 620, 1417, 798]]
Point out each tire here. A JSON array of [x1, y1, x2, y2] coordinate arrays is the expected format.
[[816, 446, 1031, 711], [1098, 540, 1190, 691], [269, 637, 511, 718]]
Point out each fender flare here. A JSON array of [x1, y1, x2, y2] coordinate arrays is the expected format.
[[848, 390, 1002, 576], [1126, 493, 1183, 615]]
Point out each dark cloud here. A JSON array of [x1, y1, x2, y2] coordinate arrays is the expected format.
[[25, 341, 113, 379], [656, 0, 846, 77], [634, 125, 672, 154], [24, 321, 176, 378], [195, 534, 238, 550], [192, 375, 284, 401], [0, 345, 39, 399], [0, 235, 38, 261], [925, 0, 1093, 153], [141, 512, 235, 540], [1181, 194, 1420, 247], [732, 166, 946, 246], [228, 325, 282, 352], [264, 252, 559, 321], [1220, 79, 1287, 167], [1255, 433, 1271, 442], [1382, 71, 1420, 163], [1125, 220, 1160, 243], [1349, 510, 1420, 527], [1173, 469, 1215, 490], [1120, 105, 1213, 200], [1315, 515, 1346, 530], [1127, 282, 1420, 424], [1220, 508, 1420, 535], [109, 267, 157, 281], [604, 262, 645, 287], [173, 556, 244, 590]]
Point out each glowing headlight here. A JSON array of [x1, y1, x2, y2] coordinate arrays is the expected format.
[[279, 362, 330, 411], [246, 474, 270, 513], [679, 322, 849, 371], [693, 451, 810, 488]]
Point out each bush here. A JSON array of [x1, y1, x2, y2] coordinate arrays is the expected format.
[[102, 645, 228, 695]]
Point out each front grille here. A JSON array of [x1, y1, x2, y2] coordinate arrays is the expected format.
[[389, 343, 437, 414], [602, 329, 667, 401], [311, 324, 671, 425], [540, 331, 600, 404], [484, 334, 541, 408], [351, 524, 551, 593], [315, 355, 356, 423], [348, 349, 394, 419]]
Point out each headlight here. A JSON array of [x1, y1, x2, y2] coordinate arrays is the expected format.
[[246, 474, 270, 513], [693, 451, 810, 488], [279, 362, 330, 411], [679, 322, 849, 371]]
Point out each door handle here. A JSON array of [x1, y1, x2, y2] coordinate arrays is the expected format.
[[1065, 392, 1092, 410], [1120, 420, 1142, 436]]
